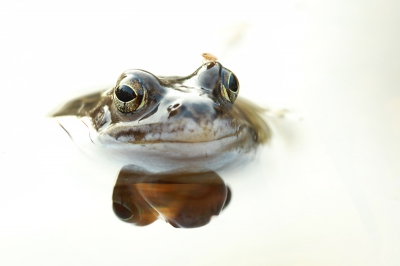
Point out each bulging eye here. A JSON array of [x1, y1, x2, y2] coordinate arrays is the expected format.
[[220, 69, 239, 103], [113, 77, 147, 113]]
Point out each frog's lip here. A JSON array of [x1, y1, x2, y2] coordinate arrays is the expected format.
[[131, 128, 247, 144], [98, 128, 255, 161], [99, 120, 249, 145], [56, 116, 251, 146], [98, 126, 250, 147], [96, 125, 256, 161]]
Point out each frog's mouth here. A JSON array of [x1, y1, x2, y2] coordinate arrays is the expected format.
[[57, 116, 254, 146], [94, 117, 258, 158], [101, 118, 250, 144]]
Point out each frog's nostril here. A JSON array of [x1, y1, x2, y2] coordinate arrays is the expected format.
[[168, 103, 181, 112], [167, 103, 182, 119]]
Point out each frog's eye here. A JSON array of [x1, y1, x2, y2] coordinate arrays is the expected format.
[[220, 69, 239, 103], [113, 78, 147, 113]]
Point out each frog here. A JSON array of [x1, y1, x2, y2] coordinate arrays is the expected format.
[[50, 61, 270, 174], [50, 61, 270, 227]]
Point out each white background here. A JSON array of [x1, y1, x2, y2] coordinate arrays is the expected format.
[[0, 0, 399, 265]]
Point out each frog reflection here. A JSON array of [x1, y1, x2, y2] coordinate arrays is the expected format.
[[113, 166, 230, 228], [50, 61, 270, 227]]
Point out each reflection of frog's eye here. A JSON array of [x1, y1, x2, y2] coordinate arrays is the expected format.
[[113, 79, 147, 113], [221, 70, 239, 103]]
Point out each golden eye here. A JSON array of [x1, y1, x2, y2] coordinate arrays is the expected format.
[[114, 79, 147, 113], [221, 70, 239, 103]]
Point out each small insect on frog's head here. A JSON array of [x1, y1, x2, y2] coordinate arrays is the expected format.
[[201, 52, 218, 64]]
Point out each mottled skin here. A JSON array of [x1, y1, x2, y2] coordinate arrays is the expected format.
[[50, 62, 269, 173]]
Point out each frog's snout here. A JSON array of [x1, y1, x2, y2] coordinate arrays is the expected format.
[[165, 98, 217, 122]]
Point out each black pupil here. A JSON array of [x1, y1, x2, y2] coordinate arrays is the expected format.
[[228, 74, 238, 92], [115, 85, 136, 102]]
